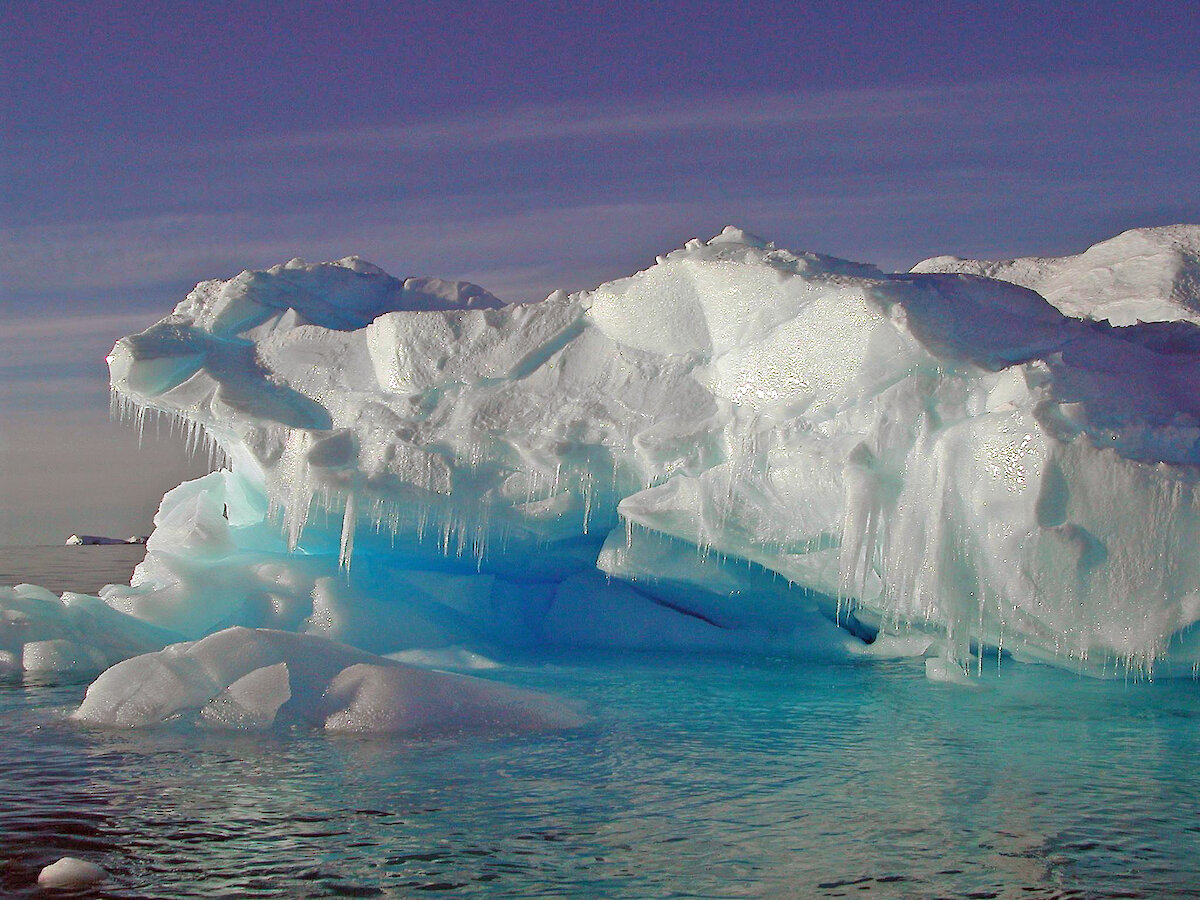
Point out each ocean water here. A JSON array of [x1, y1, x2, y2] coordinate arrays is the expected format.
[[0, 544, 147, 595], [2, 547, 1198, 899]]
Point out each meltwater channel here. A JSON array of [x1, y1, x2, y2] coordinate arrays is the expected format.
[[1, 546, 1198, 899]]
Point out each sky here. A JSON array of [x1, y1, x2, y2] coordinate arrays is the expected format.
[[1, 0, 1198, 544]]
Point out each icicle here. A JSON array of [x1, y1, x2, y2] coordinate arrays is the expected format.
[[339, 491, 357, 571], [581, 471, 593, 535]]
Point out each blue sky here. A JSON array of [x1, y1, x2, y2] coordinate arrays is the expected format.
[[2, 1, 1198, 544]]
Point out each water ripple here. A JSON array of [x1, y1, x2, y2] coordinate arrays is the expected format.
[[1, 656, 1198, 898]]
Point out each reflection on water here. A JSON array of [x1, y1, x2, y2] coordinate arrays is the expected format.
[[2, 656, 1198, 899], [1, 548, 1199, 898]]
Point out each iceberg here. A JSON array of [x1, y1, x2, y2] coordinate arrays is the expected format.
[[61, 225, 1200, 687], [65, 534, 146, 545]]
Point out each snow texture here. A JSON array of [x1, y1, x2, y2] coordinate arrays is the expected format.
[[30, 224, 1200, 690], [912, 225, 1200, 326]]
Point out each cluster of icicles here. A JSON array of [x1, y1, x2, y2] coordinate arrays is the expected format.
[[115, 381, 1199, 680]]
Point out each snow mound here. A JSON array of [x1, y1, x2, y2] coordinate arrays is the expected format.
[[100, 226, 1200, 678], [911, 225, 1200, 326], [73, 626, 583, 734]]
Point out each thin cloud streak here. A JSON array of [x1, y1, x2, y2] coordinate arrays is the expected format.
[[4, 158, 1185, 308], [201, 74, 1184, 156], [0, 200, 689, 301], [0, 311, 162, 340]]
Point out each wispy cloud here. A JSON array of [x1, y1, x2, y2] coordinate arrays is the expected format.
[[212, 87, 937, 155], [203, 74, 1188, 157], [0, 200, 691, 303], [4, 73, 1196, 313], [0, 311, 162, 342]]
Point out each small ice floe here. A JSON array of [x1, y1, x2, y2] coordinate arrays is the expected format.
[[37, 857, 107, 888], [64, 534, 144, 545], [0, 584, 180, 678], [387, 646, 502, 670], [73, 626, 584, 736]]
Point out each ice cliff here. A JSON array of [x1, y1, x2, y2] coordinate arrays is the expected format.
[[12, 224, 1200, 703]]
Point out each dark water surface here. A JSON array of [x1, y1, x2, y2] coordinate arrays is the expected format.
[[2, 548, 1199, 898], [0, 545, 146, 595]]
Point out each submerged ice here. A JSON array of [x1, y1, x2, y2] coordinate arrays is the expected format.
[[11, 225, 1200, 710]]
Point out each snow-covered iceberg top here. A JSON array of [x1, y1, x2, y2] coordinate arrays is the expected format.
[[101, 226, 1200, 680], [912, 225, 1200, 326]]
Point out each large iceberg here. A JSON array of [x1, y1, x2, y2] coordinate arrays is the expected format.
[[57, 225, 1200, 688]]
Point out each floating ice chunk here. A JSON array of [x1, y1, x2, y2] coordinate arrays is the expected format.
[[0, 584, 180, 676], [37, 857, 107, 888], [22, 639, 109, 674], [323, 662, 584, 735], [74, 627, 581, 735], [64, 534, 140, 545], [924, 655, 985, 688]]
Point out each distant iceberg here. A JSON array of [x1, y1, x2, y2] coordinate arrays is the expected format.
[[65, 534, 146, 545], [16, 225, 1200, 697]]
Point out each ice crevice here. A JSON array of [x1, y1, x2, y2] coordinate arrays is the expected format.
[[15, 225, 1200, 708]]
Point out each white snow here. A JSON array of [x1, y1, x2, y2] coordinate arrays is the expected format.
[[34, 224, 1200, 686], [911, 225, 1200, 326]]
